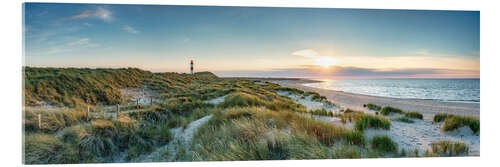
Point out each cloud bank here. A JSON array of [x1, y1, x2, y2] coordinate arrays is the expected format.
[[215, 65, 479, 78]]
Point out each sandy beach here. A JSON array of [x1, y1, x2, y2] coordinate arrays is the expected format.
[[268, 79, 480, 155], [269, 79, 480, 121]]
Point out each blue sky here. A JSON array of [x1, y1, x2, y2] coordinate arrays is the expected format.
[[24, 3, 480, 78]]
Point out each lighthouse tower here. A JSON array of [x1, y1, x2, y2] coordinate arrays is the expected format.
[[190, 60, 194, 75]]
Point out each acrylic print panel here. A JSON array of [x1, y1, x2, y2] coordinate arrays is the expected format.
[[23, 2, 479, 164]]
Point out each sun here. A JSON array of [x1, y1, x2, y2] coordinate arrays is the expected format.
[[315, 56, 337, 68]]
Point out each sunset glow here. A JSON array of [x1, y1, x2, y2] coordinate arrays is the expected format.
[[24, 4, 479, 78], [315, 57, 338, 68]]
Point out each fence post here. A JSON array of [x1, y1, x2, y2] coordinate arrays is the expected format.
[[137, 99, 140, 109], [150, 96, 153, 105], [87, 105, 90, 121], [38, 114, 41, 129], [117, 104, 120, 118]]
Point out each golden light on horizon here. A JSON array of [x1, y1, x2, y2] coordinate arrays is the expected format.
[[315, 56, 337, 68]]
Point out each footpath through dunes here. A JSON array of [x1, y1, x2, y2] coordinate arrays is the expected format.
[[269, 79, 479, 120], [135, 95, 227, 162]]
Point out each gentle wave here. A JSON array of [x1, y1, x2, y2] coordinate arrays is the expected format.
[[304, 78, 480, 102]]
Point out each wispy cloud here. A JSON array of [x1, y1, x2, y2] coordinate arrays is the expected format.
[[292, 49, 319, 58], [123, 25, 139, 34], [67, 38, 99, 47], [72, 7, 112, 22], [43, 38, 99, 55]]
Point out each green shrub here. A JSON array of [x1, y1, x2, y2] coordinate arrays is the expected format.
[[404, 112, 423, 120], [380, 106, 403, 115], [364, 104, 382, 111], [370, 135, 397, 153], [354, 114, 391, 131]]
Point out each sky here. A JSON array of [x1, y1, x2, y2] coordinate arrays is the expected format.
[[24, 3, 480, 78]]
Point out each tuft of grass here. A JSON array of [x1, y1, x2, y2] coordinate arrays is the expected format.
[[363, 103, 382, 111], [370, 135, 397, 153], [24, 134, 79, 164], [220, 92, 267, 108], [433, 113, 479, 134], [292, 115, 355, 146], [442, 116, 480, 134], [380, 106, 403, 115], [433, 113, 453, 123], [430, 140, 469, 156], [354, 114, 391, 131], [404, 111, 423, 120], [393, 117, 415, 123], [191, 107, 363, 161], [332, 145, 361, 159], [24, 109, 88, 133], [309, 108, 334, 117]]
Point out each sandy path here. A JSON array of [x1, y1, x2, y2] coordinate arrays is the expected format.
[[135, 95, 227, 162], [135, 115, 213, 162], [270, 79, 479, 121]]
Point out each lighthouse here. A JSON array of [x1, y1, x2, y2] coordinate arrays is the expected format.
[[190, 60, 194, 75]]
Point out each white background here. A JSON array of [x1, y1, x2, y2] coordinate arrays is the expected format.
[[1, 0, 499, 166]]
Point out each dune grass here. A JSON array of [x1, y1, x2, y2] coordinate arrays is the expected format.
[[309, 108, 334, 117], [363, 103, 382, 111], [393, 117, 415, 123], [404, 111, 423, 120], [354, 114, 391, 131], [24, 134, 79, 164], [430, 140, 469, 156], [442, 116, 480, 134], [380, 106, 404, 115], [433, 113, 453, 123], [370, 135, 398, 153], [24, 109, 88, 133], [433, 113, 479, 134], [338, 110, 391, 131], [191, 107, 366, 161], [24, 67, 409, 163]]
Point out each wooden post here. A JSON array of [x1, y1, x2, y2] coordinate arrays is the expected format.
[[116, 104, 120, 117], [86, 105, 90, 121], [150, 96, 153, 105], [137, 99, 140, 109], [38, 114, 41, 129]]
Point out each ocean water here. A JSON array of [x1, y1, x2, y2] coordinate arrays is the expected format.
[[304, 78, 480, 102]]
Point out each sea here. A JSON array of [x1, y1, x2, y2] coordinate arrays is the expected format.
[[303, 78, 480, 103]]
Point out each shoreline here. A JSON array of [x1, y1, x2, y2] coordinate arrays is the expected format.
[[268, 79, 480, 121], [303, 82, 480, 104]]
